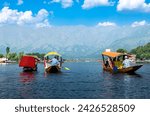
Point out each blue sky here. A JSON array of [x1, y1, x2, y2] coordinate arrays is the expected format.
[[0, 0, 150, 26]]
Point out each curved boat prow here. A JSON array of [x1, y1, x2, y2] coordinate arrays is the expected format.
[[129, 64, 143, 72], [45, 66, 61, 73]]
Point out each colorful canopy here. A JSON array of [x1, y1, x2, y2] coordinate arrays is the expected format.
[[102, 52, 123, 58], [44, 52, 61, 57], [19, 55, 39, 68], [23, 55, 40, 61]]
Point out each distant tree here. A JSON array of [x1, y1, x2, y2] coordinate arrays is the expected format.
[[130, 42, 150, 60], [26, 52, 45, 60], [18, 52, 24, 60], [8, 53, 18, 61], [116, 48, 127, 53], [6, 47, 10, 59], [6, 47, 10, 55], [0, 54, 4, 58]]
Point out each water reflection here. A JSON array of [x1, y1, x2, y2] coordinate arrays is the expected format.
[[0, 63, 149, 98], [19, 72, 36, 98], [19, 72, 35, 83], [102, 70, 143, 78], [44, 71, 63, 78], [101, 71, 143, 98], [127, 73, 143, 78]]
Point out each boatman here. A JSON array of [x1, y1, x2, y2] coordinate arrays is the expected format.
[[50, 56, 60, 67], [122, 56, 131, 68]]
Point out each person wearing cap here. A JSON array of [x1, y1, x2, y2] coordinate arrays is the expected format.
[[122, 56, 131, 68]]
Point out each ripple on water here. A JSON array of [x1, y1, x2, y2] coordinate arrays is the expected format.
[[0, 63, 150, 98]]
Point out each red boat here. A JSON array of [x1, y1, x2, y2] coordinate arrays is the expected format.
[[19, 55, 40, 72]]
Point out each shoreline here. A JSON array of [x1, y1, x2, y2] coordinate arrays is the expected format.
[[136, 60, 150, 63], [1, 59, 150, 64]]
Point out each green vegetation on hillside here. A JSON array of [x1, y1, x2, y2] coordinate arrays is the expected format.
[[7, 53, 18, 61], [130, 42, 150, 60], [26, 53, 45, 60], [0, 54, 4, 58], [116, 43, 150, 60], [0, 47, 45, 61], [0, 43, 150, 61], [116, 48, 128, 53]]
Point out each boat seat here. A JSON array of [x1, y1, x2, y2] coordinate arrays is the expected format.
[[114, 61, 123, 69]]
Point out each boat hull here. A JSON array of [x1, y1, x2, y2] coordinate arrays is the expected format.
[[45, 66, 61, 73], [23, 67, 37, 72], [103, 64, 143, 73]]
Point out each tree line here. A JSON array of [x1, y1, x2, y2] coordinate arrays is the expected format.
[[130, 42, 150, 60], [0, 42, 150, 61], [0, 47, 45, 61], [116, 42, 150, 60]]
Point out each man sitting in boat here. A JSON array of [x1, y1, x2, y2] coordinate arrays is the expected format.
[[122, 56, 131, 68], [50, 56, 60, 67]]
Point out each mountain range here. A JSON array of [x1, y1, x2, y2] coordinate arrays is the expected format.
[[0, 25, 150, 58]]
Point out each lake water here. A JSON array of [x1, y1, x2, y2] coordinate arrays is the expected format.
[[0, 62, 150, 99]]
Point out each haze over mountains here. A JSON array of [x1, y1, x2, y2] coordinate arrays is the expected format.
[[0, 25, 150, 58]]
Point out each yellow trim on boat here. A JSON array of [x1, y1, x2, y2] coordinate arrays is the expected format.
[[44, 52, 61, 57], [102, 52, 123, 58]]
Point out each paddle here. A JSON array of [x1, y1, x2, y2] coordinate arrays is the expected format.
[[63, 67, 70, 70]]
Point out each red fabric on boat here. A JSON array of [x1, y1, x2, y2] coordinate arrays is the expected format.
[[19, 56, 36, 68], [44, 59, 47, 68]]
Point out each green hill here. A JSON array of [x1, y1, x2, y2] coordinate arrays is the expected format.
[[130, 42, 150, 60]]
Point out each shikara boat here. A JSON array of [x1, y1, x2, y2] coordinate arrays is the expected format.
[[19, 55, 40, 72], [102, 51, 143, 73], [44, 52, 63, 73]]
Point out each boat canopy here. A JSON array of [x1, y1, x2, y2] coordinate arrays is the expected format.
[[102, 52, 123, 58], [44, 52, 61, 57], [23, 55, 40, 61], [19, 55, 39, 68]]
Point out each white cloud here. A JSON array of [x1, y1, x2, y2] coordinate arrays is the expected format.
[[36, 19, 51, 28], [82, 0, 113, 9], [117, 0, 150, 12], [0, 7, 19, 24], [97, 22, 116, 27], [0, 7, 51, 28], [17, 0, 23, 5], [131, 20, 147, 27], [36, 9, 49, 20], [51, 0, 73, 8], [17, 11, 33, 25]]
